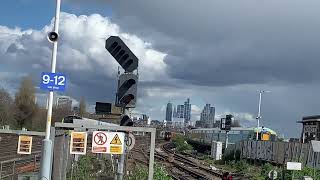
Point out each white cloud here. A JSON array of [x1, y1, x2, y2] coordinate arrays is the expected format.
[[0, 13, 167, 89], [191, 104, 201, 114], [144, 87, 193, 98], [216, 111, 256, 122]]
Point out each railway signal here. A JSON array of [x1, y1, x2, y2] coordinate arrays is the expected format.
[[105, 36, 139, 180], [105, 36, 138, 73], [117, 73, 138, 108], [225, 114, 233, 131], [120, 115, 133, 126]]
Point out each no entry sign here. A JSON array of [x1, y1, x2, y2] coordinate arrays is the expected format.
[[92, 131, 108, 153], [91, 131, 125, 154]]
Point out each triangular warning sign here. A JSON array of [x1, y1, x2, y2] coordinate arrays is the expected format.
[[110, 134, 122, 145]]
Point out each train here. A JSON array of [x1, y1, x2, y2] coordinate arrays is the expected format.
[[161, 131, 185, 141]]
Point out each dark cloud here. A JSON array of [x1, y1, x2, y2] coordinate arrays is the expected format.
[[98, 0, 320, 87], [4, 1, 320, 137]]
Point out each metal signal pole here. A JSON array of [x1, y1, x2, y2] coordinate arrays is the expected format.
[[39, 0, 61, 179], [256, 90, 270, 141]]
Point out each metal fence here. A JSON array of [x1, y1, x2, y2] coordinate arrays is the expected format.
[[0, 130, 44, 180], [227, 140, 320, 168], [0, 154, 41, 179]]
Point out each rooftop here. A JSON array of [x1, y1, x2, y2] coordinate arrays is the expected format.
[[191, 127, 254, 131], [297, 115, 320, 123]]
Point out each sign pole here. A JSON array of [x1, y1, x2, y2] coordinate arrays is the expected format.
[[40, 0, 61, 179], [225, 131, 229, 149], [117, 108, 128, 180]]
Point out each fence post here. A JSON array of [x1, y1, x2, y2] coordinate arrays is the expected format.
[[12, 160, 15, 180], [34, 154, 37, 171], [0, 162, 2, 179]]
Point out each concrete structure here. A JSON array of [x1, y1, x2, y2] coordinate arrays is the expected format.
[[189, 127, 254, 145], [172, 117, 185, 128], [184, 98, 191, 123], [211, 141, 223, 160], [165, 102, 173, 122], [200, 104, 215, 128], [297, 115, 320, 143]]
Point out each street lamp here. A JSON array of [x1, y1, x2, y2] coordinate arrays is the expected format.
[[256, 90, 270, 140]]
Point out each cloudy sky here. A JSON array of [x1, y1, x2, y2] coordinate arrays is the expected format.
[[2, 0, 320, 137]]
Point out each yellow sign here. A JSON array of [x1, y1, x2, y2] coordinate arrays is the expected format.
[[17, 135, 33, 154], [262, 133, 270, 141], [110, 134, 122, 145], [110, 146, 122, 154], [70, 132, 87, 155]]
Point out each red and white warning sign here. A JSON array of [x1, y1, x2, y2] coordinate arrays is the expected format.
[[91, 131, 125, 154], [92, 131, 108, 153]]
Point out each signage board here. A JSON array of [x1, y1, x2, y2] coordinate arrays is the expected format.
[[70, 132, 87, 155], [40, 72, 66, 91], [220, 118, 226, 130], [262, 133, 270, 141], [286, 162, 302, 170], [126, 133, 136, 152], [17, 135, 33, 154], [109, 133, 124, 154], [304, 125, 317, 133], [95, 102, 112, 114], [268, 170, 278, 179], [92, 131, 108, 153], [91, 131, 125, 154], [311, 140, 320, 152]]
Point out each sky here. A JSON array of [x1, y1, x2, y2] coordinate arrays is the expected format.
[[2, 0, 320, 138]]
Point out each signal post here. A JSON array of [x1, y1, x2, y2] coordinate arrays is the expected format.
[[105, 36, 139, 180]]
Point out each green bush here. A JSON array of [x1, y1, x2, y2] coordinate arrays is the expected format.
[[127, 164, 172, 180], [127, 165, 148, 180], [67, 154, 101, 180], [260, 163, 273, 177], [67, 154, 114, 180], [234, 160, 249, 172], [222, 150, 236, 162], [172, 134, 193, 153]]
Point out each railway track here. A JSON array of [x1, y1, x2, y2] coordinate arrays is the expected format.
[[128, 139, 223, 179], [157, 143, 222, 180], [0, 134, 42, 178]]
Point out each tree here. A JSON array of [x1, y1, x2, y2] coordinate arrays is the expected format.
[[31, 107, 47, 131], [172, 134, 193, 153], [0, 88, 15, 127], [52, 105, 72, 123], [79, 97, 86, 117], [14, 76, 38, 129]]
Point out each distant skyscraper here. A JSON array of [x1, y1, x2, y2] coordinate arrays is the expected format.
[[177, 105, 185, 118], [173, 106, 177, 118], [184, 98, 191, 123], [200, 104, 215, 128], [165, 102, 173, 122]]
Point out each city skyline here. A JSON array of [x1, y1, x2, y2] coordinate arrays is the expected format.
[[3, 1, 320, 137], [165, 99, 192, 125]]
